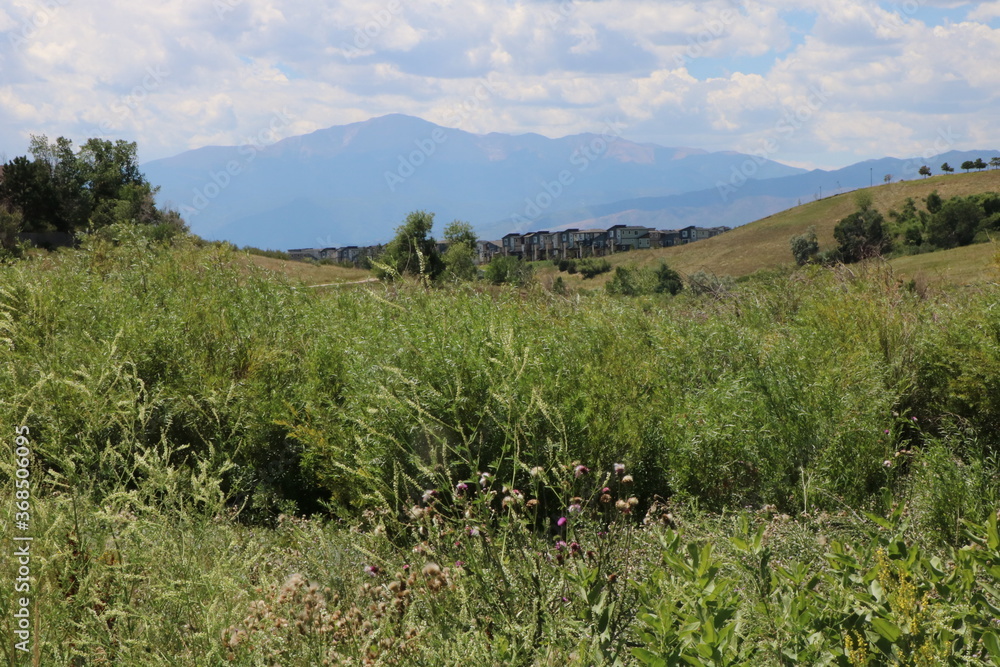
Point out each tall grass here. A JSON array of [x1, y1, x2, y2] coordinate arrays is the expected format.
[[2, 235, 1000, 662]]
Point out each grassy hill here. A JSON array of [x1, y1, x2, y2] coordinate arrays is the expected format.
[[242, 252, 371, 285], [539, 170, 1000, 289]]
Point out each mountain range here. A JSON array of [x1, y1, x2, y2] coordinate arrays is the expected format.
[[143, 114, 999, 250]]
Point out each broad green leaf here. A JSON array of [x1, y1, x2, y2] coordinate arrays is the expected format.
[[982, 632, 1000, 660], [871, 617, 901, 643]]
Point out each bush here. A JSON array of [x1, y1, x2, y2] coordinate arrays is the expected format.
[[484, 254, 533, 285], [576, 257, 611, 279], [605, 265, 651, 296], [789, 226, 819, 265], [557, 258, 577, 273]]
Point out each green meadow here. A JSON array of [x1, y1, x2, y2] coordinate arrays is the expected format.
[[2, 226, 1000, 665]]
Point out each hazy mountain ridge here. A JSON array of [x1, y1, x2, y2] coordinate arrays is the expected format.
[[143, 115, 997, 249], [144, 114, 804, 249]]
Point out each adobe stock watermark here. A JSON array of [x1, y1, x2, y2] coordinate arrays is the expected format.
[[509, 118, 627, 228], [214, 0, 243, 20], [94, 65, 170, 137], [384, 73, 501, 193], [8, 0, 72, 50], [862, 0, 926, 32], [716, 82, 830, 203], [542, 0, 576, 28], [340, 0, 404, 59], [673, 0, 758, 68], [12, 425, 34, 654], [182, 109, 295, 218]]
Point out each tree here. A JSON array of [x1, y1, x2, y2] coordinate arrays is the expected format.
[[834, 208, 890, 262], [884, 174, 892, 184], [0, 156, 58, 231], [0, 135, 170, 235], [941, 162, 954, 174], [991, 157, 1000, 170], [789, 226, 819, 265], [926, 190, 943, 214], [854, 189, 874, 213], [442, 219, 477, 248], [441, 242, 477, 282], [973, 158, 987, 171], [376, 210, 444, 280], [926, 197, 982, 248], [440, 219, 478, 282], [606, 265, 646, 296], [484, 254, 532, 285], [961, 160, 975, 173], [0, 205, 23, 251], [654, 262, 683, 295], [918, 165, 931, 178]]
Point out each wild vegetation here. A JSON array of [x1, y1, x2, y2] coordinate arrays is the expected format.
[[805, 187, 1000, 268], [2, 221, 1000, 663], [0, 136, 186, 254]]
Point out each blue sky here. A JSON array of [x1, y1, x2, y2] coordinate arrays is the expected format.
[[1, 0, 997, 169]]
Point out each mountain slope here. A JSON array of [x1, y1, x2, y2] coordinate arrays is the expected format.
[[540, 170, 1000, 288], [528, 150, 1000, 235], [143, 114, 805, 249]]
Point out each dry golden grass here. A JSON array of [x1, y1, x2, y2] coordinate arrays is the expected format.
[[241, 254, 372, 285], [538, 170, 1000, 290], [889, 242, 1000, 286]]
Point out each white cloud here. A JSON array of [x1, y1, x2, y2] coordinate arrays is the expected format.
[[0, 0, 996, 168]]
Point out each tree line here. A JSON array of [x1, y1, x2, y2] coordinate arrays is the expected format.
[[0, 135, 185, 250], [791, 187, 1000, 266]]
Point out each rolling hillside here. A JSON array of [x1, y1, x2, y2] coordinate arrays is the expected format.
[[542, 170, 1000, 288]]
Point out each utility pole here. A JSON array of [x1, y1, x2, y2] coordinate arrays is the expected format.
[[870, 167, 873, 187]]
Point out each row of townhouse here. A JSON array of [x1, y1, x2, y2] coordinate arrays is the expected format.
[[501, 224, 730, 261], [288, 224, 728, 267], [289, 240, 505, 266]]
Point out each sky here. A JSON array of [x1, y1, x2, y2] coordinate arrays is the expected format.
[[1, 0, 998, 170]]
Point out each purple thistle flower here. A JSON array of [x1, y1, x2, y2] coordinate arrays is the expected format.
[[557, 516, 567, 527], [574, 465, 589, 478]]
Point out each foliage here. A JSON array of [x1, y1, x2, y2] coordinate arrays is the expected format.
[[634, 507, 1000, 666], [3, 237, 1000, 662], [686, 270, 735, 297], [834, 208, 891, 262], [577, 257, 612, 279], [374, 209, 444, 280], [606, 265, 653, 296], [925, 196, 983, 248], [0, 135, 167, 234], [926, 190, 943, 214], [558, 258, 578, 273], [441, 241, 479, 282], [789, 226, 820, 265], [940, 162, 954, 174], [441, 219, 479, 282], [855, 189, 875, 213], [242, 246, 291, 260], [918, 165, 931, 178], [0, 205, 24, 252], [484, 253, 533, 285], [442, 219, 477, 248]]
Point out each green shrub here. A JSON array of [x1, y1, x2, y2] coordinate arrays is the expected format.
[[577, 257, 611, 279], [484, 254, 533, 285]]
